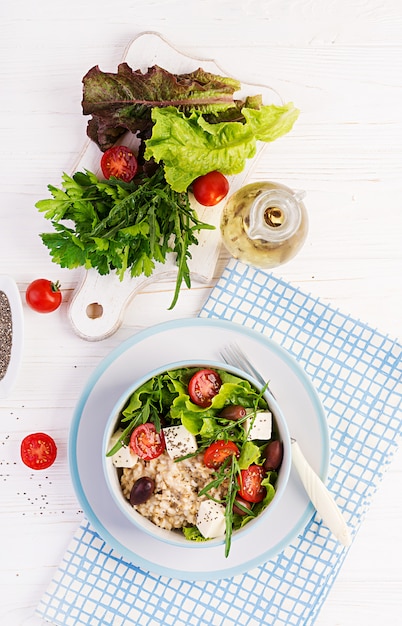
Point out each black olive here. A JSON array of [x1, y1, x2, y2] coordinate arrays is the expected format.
[[219, 405, 247, 421], [233, 496, 252, 516], [129, 477, 155, 505], [263, 440, 283, 471]]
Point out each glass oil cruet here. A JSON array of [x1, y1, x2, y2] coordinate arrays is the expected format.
[[220, 181, 308, 269]]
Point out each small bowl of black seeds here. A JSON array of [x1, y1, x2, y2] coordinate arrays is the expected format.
[[0, 276, 24, 398]]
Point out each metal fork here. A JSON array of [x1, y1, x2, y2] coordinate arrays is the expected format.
[[220, 344, 352, 547]]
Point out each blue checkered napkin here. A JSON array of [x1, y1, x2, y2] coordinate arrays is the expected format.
[[37, 259, 402, 626]]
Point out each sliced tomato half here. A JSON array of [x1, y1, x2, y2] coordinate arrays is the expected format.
[[20, 433, 57, 470], [129, 423, 165, 461], [203, 440, 240, 469], [237, 464, 267, 503], [100, 145, 138, 182], [188, 369, 222, 408]]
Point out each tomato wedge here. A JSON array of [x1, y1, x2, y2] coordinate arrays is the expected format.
[[188, 369, 222, 407], [129, 423, 165, 461], [100, 145, 138, 182], [203, 440, 240, 469], [20, 433, 57, 470], [237, 464, 266, 503]]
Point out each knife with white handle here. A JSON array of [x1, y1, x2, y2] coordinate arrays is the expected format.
[[291, 439, 352, 547]]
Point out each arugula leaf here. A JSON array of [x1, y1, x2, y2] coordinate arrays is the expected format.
[[36, 167, 214, 309], [197, 454, 240, 558], [224, 456, 240, 557]]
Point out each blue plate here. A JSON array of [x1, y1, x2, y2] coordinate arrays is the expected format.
[[69, 318, 329, 580]]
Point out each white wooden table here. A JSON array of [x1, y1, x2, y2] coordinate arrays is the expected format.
[[1, 1, 401, 624]]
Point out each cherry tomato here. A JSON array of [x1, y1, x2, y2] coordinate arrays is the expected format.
[[20, 433, 57, 470], [237, 464, 267, 503], [188, 369, 222, 407], [26, 279, 62, 313], [129, 423, 165, 461], [192, 171, 229, 206], [203, 440, 240, 469], [100, 145, 138, 182]]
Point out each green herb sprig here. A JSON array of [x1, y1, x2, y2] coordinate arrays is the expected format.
[[195, 384, 269, 557], [36, 166, 215, 309]]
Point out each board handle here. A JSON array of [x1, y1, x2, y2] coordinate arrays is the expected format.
[[67, 266, 177, 341]]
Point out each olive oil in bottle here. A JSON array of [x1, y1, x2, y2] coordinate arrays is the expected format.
[[220, 181, 308, 269]]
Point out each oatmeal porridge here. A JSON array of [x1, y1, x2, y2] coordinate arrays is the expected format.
[[120, 452, 227, 531]]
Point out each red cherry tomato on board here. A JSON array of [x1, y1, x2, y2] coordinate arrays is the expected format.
[[237, 464, 267, 503], [188, 369, 222, 407], [100, 145, 138, 182], [20, 433, 57, 470], [192, 171, 229, 206], [129, 423, 165, 461], [26, 279, 62, 313], [203, 440, 240, 469]]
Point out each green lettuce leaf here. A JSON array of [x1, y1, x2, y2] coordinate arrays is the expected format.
[[238, 441, 261, 469], [182, 526, 209, 542], [144, 103, 299, 192]]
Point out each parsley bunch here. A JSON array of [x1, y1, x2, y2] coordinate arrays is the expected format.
[[36, 166, 215, 309]]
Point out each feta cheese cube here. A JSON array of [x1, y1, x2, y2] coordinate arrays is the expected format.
[[109, 429, 138, 468], [245, 411, 272, 441], [162, 424, 198, 460], [196, 500, 226, 539]]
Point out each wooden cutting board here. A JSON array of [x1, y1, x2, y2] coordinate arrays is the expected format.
[[68, 32, 281, 341]]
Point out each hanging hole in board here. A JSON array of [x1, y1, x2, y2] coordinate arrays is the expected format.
[[86, 302, 103, 319]]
